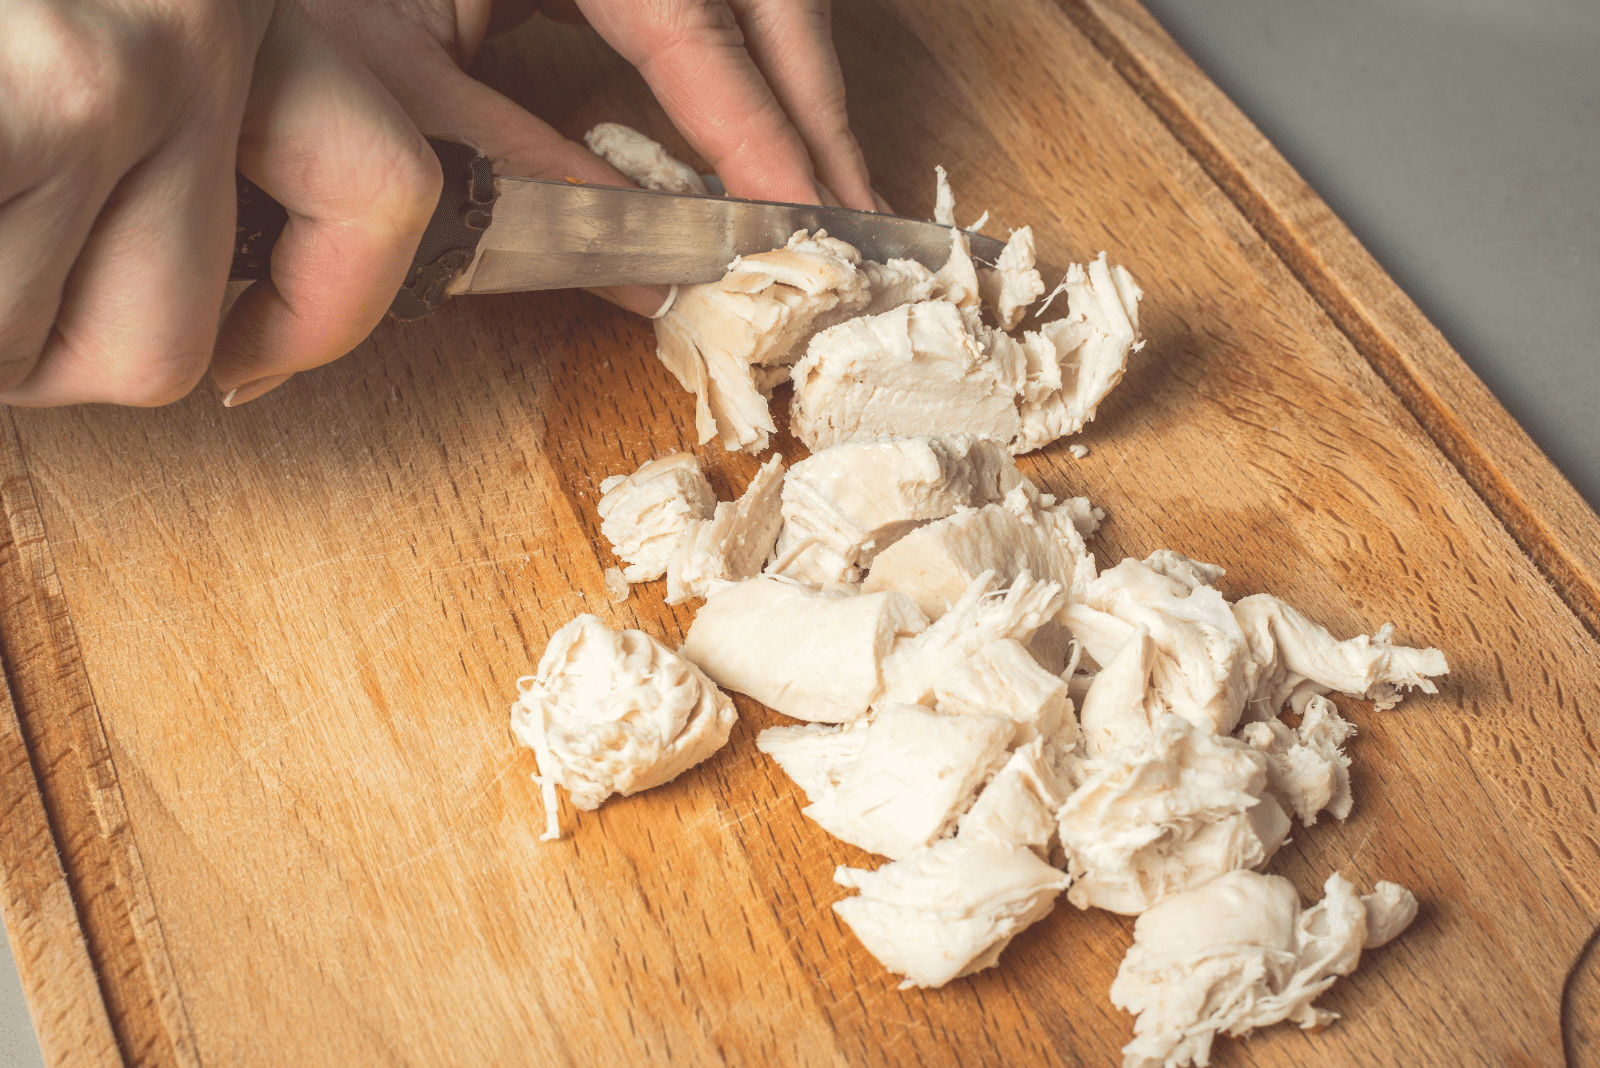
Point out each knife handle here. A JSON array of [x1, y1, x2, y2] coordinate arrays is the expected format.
[[229, 137, 498, 321]]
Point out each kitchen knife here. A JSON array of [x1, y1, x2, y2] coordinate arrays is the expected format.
[[231, 138, 1005, 320]]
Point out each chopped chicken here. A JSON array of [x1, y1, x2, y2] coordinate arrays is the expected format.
[[861, 259, 941, 316], [680, 577, 928, 722], [597, 453, 715, 582], [583, 122, 708, 195], [1110, 869, 1417, 1068], [863, 498, 1097, 619], [1012, 253, 1145, 454], [509, 615, 736, 840], [879, 570, 1065, 709], [773, 435, 1026, 586], [957, 738, 1077, 856], [1069, 444, 1090, 459], [1065, 552, 1449, 744], [977, 227, 1046, 330], [655, 229, 869, 453], [1233, 595, 1449, 715], [1067, 555, 1255, 738], [756, 721, 871, 803], [931, 638, 1075, 747], [795, 703, 1016, 859], [1238, 694, 1355, 826], [603, 566, 630, 603], [666, 454, 786, 603], [789, 300, 1023, 451], [833, 836, 1069, 989], [1058, 714, 1291, 915]]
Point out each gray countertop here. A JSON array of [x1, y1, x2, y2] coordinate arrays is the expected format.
[[2, 2, 1596, 1064]]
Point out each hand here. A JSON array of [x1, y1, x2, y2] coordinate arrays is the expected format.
[[0, 1, 442, 408]]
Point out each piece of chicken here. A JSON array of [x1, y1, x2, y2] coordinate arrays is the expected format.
[[1058, 714, 1291, 915], [1237, 694, 1356, 826], [789, 300, 1024, 451], [655, 230, 870, 453], [833, 836, 1069, 989], [597, 453, 716, 583], [794, 703, 1017, 859], [1110, 869, 1417, 1068], [666, 454, 786, 603], [680, 576, 928, 722], [509, 615, 736, 841], [582, 122, 708, 195], [977, 226, 1046, 331], [773, 435, 1027, 586]]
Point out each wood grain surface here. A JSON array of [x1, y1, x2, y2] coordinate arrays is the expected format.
[[1, 1, 1597, 1066]]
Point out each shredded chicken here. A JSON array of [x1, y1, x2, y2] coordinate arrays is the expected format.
[[773, 435, 1025, 586], [583, 122, 708, 195], [1110, 870, 1417, 1068], [655, 230, 869, 453], [834, 836, 1069, 989], [666, 454, 786, 603], [597, 453, 716, 583], [1238, 694, 1356, 826], [509, 615, 736, 840], [680, 577, 928, 722], [1058, 714, 1291, 915]]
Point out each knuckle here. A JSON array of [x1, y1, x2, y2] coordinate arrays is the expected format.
[[13, 8, 140, 145]]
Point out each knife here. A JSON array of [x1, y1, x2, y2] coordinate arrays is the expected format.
[[231, 138, 1005, 321]]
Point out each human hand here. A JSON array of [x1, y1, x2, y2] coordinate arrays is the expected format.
[[0, 0, 442, 408]]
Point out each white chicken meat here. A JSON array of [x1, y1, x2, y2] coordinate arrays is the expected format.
[[582, 123, 708, 195], [833, 836, 1069, 989], [655, 229, 869, 453], [773, 434, 1026, 586], [666, 454, 786, 603], [509, 615, 736, 841], [597, 453, 716, 583], [680, 576, 928, 722], [1058, 714, 1291, 915], [1110, 869, 1418, 1068]]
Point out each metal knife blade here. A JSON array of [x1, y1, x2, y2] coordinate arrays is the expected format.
[[450, 177, 1007, 295]]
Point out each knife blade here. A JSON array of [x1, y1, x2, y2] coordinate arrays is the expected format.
[[231, 138, 1004, 321]]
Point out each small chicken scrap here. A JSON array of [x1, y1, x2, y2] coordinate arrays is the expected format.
[[582, 122, 708, 195], [509, 615, 735, 841], [597, 453, 715, 583]]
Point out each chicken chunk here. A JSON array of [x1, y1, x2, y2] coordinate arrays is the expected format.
[[597, 453, 716, 583], [680, 577, 928, 722], [861, 258, 941, 316], [833, 836, 1069, 989], [1013, 253, 1145, 453], [977, 226, 1046, 330], [789, 300, 1023, 451], [582, 123, 708, 194], [879, 570, 1065, 709], [798, 703, 1017, 859], [510, 615, 736, 840], [1233, 594, 1450, 714], [863, 498, 1098, 619], [1237, 694, 1355, 826], [666, 454, 786, 603], [931, 638, 1076, 747], [1110, 870, 1417, 1068], [1058, 714, 1291, 915], [774, 435, 1026, 586], [957, 738, 1077, 856], [655, 229, 869, 453]]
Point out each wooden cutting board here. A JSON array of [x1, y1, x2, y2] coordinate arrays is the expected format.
[[2, 1, 1597, 1065]]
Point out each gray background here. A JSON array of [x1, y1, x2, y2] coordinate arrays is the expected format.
[[2, 1, 1596, 1063]]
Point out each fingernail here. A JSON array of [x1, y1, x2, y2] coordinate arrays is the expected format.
[[221, 373, 292, 407]]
